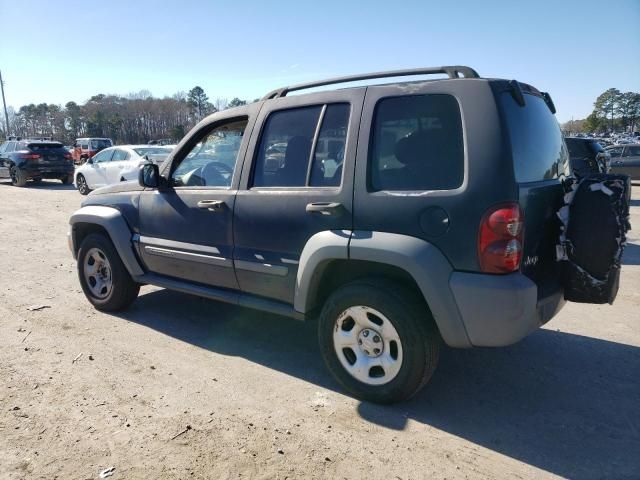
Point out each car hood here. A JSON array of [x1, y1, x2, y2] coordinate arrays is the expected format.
[[90, 180, 144, 196]]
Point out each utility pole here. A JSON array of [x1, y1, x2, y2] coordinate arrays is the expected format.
[[0, 70, 10, 137]]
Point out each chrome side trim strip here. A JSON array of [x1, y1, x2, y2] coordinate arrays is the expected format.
[[234, 259, 288, 277], [144, 246, 232, 268], [137, 235, 221, 255]]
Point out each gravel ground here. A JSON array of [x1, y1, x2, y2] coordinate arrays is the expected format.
[[0, 180, 638, 480]]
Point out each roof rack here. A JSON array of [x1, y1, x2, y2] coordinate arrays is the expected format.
[[261, 65, 479, 100]]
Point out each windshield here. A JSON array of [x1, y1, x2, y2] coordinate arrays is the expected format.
[[133, 147, 172, 156], [499, 92, 569, 182]]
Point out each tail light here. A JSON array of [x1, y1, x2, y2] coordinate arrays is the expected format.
[[16, 151, 41, 160], [478, 203, 524, 273]]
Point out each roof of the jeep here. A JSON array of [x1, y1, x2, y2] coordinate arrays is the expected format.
[[261, 65, 480, 101]]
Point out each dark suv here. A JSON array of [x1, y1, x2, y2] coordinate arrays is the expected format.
[[68, 66, 568, 403], [564, 136, 609, 177], [0, 139, 75, 186]]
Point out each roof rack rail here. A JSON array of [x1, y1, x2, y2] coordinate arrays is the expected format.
[[261, 65, 479, 100]]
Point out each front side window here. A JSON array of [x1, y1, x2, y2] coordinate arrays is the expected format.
[[171, 118, 247, 187], [623, 146, 640, 157], [369, 95, 464, 191], [607, 147, 623, 157], [252, 104, 350, 188]]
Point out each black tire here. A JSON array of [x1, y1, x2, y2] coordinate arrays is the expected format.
[[10, 165, 27, 187], [61, 174, 74, 185], [76, 174, 91, 195], [318, 279, 440, 404], [77, 233, 140, 311]]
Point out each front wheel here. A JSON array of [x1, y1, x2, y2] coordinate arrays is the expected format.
[[77, 233, 140, 311], [318, 279, 440, 404], [76, 174, 91, 195]]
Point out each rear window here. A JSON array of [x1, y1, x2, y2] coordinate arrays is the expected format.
[[565, 138, 592, 158], [26, 142, 64, 151], [369, 94, 463, 191], [90, 139, 112, 149], [500, 92, 569, 182]]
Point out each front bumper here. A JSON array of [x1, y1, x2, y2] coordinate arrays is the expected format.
[[449, 271, 565, 347]]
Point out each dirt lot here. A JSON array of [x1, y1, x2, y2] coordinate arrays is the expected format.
[[0, 180, 638, 480]]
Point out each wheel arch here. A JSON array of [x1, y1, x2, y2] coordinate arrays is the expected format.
[[296, 230, 472, 348], [69, 206, 144, 277]]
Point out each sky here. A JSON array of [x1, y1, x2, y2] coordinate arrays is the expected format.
[[1, 0, 639, 123]]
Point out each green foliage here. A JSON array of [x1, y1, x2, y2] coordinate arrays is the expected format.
[[227, 97, 247, 108], [169, 124, 185, 141], [187, 86, 215, 120]]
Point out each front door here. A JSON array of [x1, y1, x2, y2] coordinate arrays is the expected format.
[[85, 148, 114, 188], [137, 108, 258, 289], [233, 89, 365, 304]]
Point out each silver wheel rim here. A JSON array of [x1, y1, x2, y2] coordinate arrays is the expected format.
[[83, 247, 113, 299], [77, 175, 87, 193], [333, 306, 403, 386]]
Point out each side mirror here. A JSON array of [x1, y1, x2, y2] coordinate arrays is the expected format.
[[139, 163, 163, 189], [86, 157, 93, 164]]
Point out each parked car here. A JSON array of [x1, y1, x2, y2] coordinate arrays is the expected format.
[[606, 144, 640, 180], [0, 139, 74, 186], [69, 66, 570, 403], [72, 137, 113, 164], [74, 145, 174, 194], [564, 137, 609, 176]]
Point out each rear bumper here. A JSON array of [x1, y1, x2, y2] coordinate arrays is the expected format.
[[449, 271, 565, 347], [21, 164, 74, 178]]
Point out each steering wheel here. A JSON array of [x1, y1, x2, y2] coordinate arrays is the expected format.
[[196, 161, 233, 186]]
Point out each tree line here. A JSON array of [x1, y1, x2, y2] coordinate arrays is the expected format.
[[562, 88, 640, 134], [0, 86, 254, 145]]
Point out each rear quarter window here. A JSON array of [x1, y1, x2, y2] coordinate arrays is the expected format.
[[368, 94, 464, 191], [500, 92, 569, 182]]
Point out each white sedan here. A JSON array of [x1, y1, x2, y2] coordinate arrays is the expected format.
[[74, 145, 174, 195]]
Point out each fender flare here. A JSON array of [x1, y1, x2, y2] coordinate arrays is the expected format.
[[69, 205, 144, 277], [295, 230, 471, 348]]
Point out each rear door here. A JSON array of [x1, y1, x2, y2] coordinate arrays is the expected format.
[[497, 86, 569, 294], [28, 142, 68, 170], [233, 89, 364, 304]]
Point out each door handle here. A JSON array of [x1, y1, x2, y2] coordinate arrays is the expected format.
[[613, 160, 623, 165], [306, 202, 343, 216], [197, 200, 225, 212]]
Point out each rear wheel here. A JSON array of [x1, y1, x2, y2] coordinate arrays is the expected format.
[[61, 174, 74, 185], [10, 166, 27, 187], [76, 174, 90, 195], [318, 279, 440, 404], [77, 233, 140, 311]]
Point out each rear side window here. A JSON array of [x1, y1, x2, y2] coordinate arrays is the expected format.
[[500, 92, 569, 182], [252, 104, 350, 188], [623, 146, 640, 157], [369, 94, 464, 191], [112, 149, 128, 161]]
